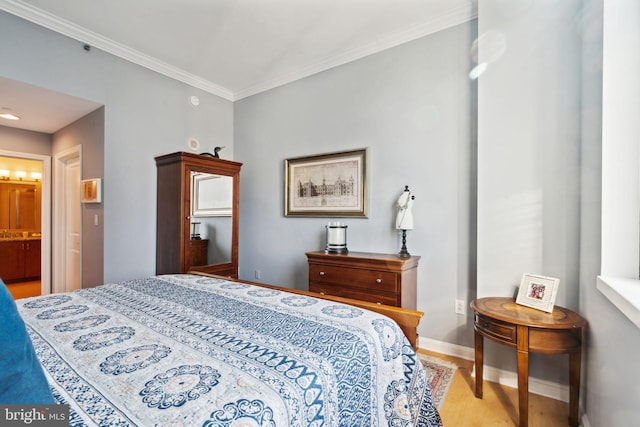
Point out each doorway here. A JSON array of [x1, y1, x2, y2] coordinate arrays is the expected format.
[[53, 146, 82, 293], [0, 150, 51, 298], [0, 78, 104, 294]]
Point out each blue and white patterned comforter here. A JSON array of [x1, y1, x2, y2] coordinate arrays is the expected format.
[[17, 274, 442, 426]]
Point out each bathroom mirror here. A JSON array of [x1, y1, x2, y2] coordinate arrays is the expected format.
[[0, 182, 40, 231]]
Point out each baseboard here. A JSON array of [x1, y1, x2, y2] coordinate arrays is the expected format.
[[419, 337, 476, 361], [418, 337, 569, 403]]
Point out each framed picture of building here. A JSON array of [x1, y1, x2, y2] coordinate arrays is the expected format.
[[284, 148, 367, 217]]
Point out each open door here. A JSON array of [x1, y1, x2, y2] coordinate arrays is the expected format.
[[53, 146, 81, 293]]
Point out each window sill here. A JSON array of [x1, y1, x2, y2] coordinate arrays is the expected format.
[[597, 276, 640, 329]]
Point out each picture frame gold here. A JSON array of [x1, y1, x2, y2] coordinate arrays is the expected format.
[[81, 178, 101, 203], [515, 273, 560, 313], [284, 148, 367, 217]]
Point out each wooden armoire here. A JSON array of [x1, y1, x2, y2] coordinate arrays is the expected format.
[[155, 151, 242, 278]]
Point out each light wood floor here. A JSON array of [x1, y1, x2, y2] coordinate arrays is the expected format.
[[419, 349, 572, 427], [6, 280, 41, 299]]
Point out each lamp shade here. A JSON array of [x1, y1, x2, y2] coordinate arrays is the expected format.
[[325, 222, 348, 254], [395, 186, 415, 230]]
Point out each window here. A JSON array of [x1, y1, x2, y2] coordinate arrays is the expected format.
[[597, 0, 640, 328]]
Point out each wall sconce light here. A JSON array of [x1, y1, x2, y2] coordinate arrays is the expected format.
[[0, 169, 43, 182], [325, 221, 348, 254]]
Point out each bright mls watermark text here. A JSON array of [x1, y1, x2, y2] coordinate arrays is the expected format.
[[1, 405, 69, 426]]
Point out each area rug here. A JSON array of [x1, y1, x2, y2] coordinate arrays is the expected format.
[[418, 353, 457, 409]]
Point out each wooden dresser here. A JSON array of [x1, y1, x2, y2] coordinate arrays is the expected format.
[[189, 239, 209, 267], [306, 251, 420, 309]]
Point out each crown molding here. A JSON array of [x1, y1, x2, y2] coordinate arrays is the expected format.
[[0, 0, 235, 101], [1, 0, 476, 102], [234, 3, 477, 100]]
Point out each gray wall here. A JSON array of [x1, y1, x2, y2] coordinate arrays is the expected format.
[[0, 11, 234, 283], [1, 106, 105, 290], [235, 0, 639, 424], [235, 21, 477, 347], [0, 126, 52, 155], [2, 2, 640, 424], [579, 0, 640, 425], [477, 1, 581, 307], [476, 0, 582, 384], [52, 107, 105, 288]]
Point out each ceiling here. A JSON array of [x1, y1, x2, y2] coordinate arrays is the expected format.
[[0, 76, 102, 134], [0, 0, 475, 133]]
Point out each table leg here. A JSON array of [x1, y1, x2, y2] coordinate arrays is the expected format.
[[517, 325, 529, 427], [569, 348, 581, 426], [474, 328, 484, 398]]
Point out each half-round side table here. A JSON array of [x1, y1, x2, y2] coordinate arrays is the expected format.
[[471, 297, 586, 427]]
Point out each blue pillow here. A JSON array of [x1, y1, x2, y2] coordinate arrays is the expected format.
[[0, 280, 55, 404]]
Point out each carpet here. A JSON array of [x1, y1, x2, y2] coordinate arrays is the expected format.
[[418, 353, 457, 409]]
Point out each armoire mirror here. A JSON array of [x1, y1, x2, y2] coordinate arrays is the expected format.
[[189, 172, 233, 266], [156, 152, 242, 278]]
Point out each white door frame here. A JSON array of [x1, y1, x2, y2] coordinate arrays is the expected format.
[[53, 145, 82, 293], [0, 149, 52, 295]]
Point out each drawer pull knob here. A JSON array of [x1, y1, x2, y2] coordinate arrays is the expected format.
[[376, 278, 382, 284], [319, 271, 325, 276], [483, 323, 489, 328]]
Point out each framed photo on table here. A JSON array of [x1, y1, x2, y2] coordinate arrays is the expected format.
[[516, 273, 560, 313], [284, 148, 367, 217]]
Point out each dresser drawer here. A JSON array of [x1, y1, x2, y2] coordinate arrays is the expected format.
[[474, 314, 516, 344], [309, 283, 398, 306], [309, 264, 398, 293]]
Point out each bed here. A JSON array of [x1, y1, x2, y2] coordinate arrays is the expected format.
[[13, 274, 442, 426]]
